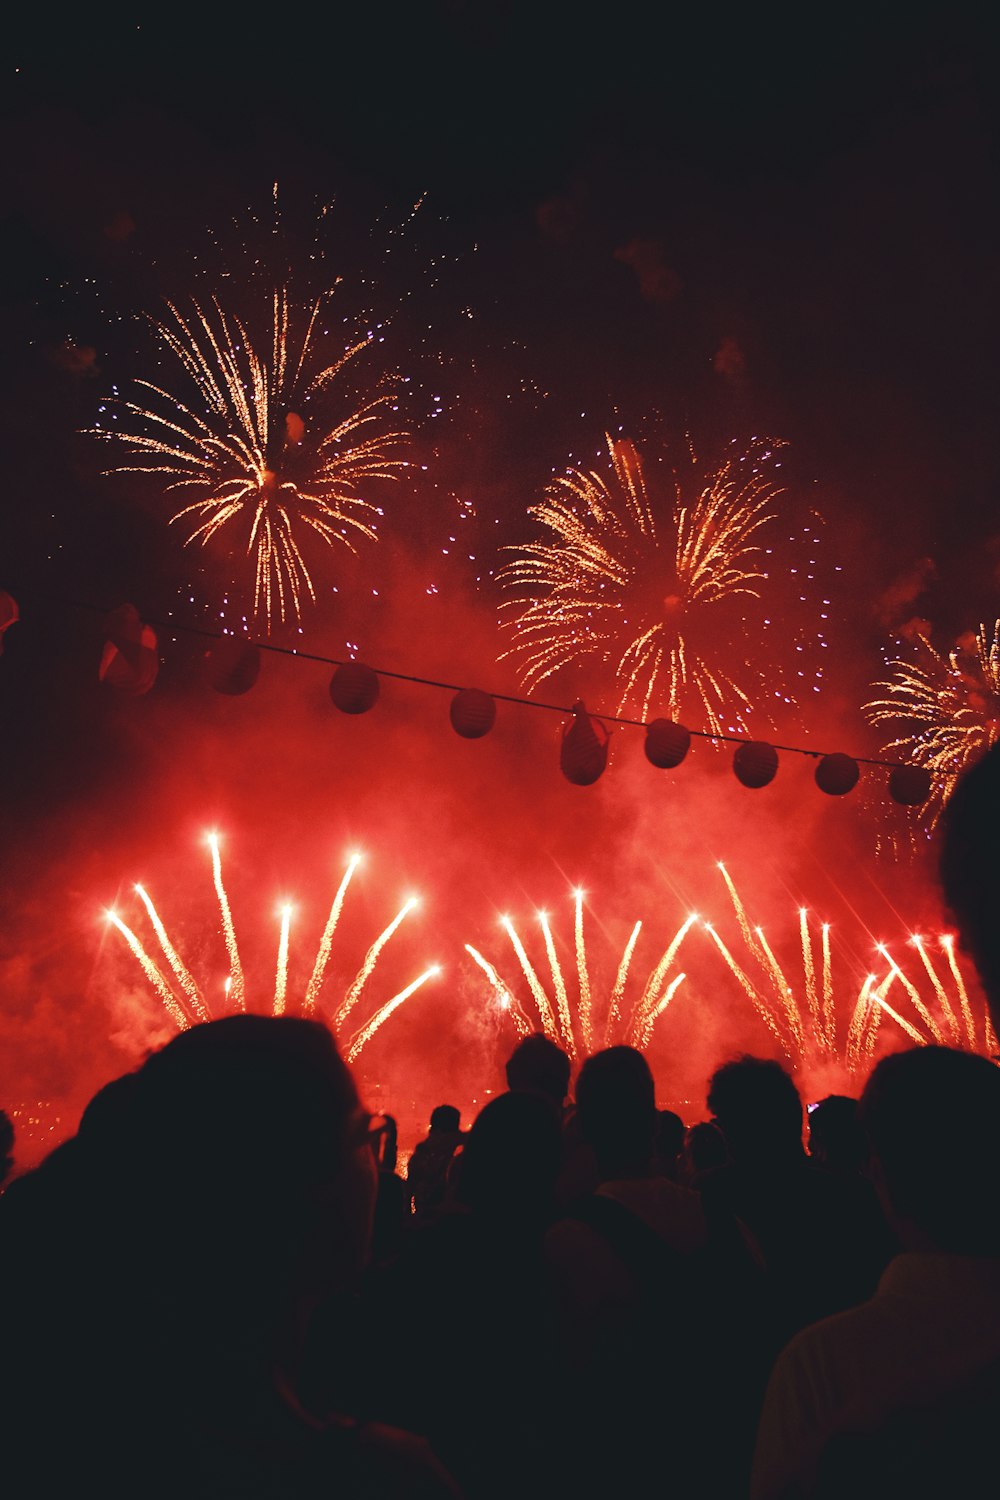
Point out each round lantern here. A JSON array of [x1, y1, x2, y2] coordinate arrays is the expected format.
[[644, 718, 691, 769], [815, 752, 860, 796], [889, 764, 933, 807], [449, 687, 496, 739], [329, 661, 380, 714], [203, 637, 261, 696], [732, 740, 778, 789], [99, 603, 159, 696], [560, 702, 610, 786]]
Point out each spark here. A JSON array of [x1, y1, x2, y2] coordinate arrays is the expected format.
[[303, 853, 361, 1013], [89, 290, 408, 629], [500, 432, 814, 733], [108, 842, 430, 1059], [133, 883, 210, 1022], [333, 897, 418, 1031], [865, 622, 1000, 825], [464, 945, 532, 1036], [208, 833, 245, 1010], [105, 910, 191, 1030], [472, 899, 692, 1055], [346, 966, 441, 1063], [274, 904, 293, 1016]]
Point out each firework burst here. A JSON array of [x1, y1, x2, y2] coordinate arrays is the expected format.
[[865, 622, 1000, 825], [499, 432, 827, 733], [89, 288, 408, 629], [106, 837, 439, 1062]]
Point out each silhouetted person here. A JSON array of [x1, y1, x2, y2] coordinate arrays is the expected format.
[[0, 1107, 14, 1186], [0, 1016, 460, 1500], [407, 1104, 464, 1225], [753, 1046, 1000, 1499], [683, 1118, 730, 1184], [371, 1113, 408, 1265], [546, 1047, 760, 1498], [652, 1106, 686, 1180], [504, 1031, 571, 1111], [700, 1055, 893, 1349], [808, 1094, 868, 1176], [360, 1090, 565, 1500], [939, 737, 1000, 1036]]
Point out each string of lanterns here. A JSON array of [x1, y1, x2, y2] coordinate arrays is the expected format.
[[2, 591, 936, 806]]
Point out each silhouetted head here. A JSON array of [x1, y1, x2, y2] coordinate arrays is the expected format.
[[574, 1046, 656, 1179], [653, 1108, 685, 1178], [706, 1055, 804, 1163], [457, 1089, 561, 1224], [429, 1103, 461, 1133], [376, 1112, 398, 1172], [0, 1108, 14, 1185], [860, 1045, 1000, 1253], [684, 1120, 729, 1177], [505, 1032, 572, 1109], [808, 1094, 867, 1174], [939, 740, 1000, 1028]]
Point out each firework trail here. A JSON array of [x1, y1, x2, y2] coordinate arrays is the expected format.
[[471, 896, 693, 1055], [500, 432, 826, 733], [865, 622, 1000, 825], [711, 868, 994, 1074], [89, 289, 408, 629], [274, 904, 293, 1016], [108, 842, 435, 1060], [209, 833, 245, 1009], [333, 897, 419, 1031], [346, 967, 441, 1063]]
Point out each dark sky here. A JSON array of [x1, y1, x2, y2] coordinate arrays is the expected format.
[[1, 2, 999, 1149]]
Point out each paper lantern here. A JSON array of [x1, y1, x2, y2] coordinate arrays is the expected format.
[[815, 752, 860, 796], [203, 637, 261, 696], [99, 604, 159, 695], [560, 702, 610, 786], [732, 740, 778, 789], [329, 661, 380, 714], [0, 589, 18, 654], [644, 718, 691, 769], [449, 687, 496, 739], [889, 764, 933, 807]]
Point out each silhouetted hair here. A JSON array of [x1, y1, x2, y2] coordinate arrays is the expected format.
[[574, 1046, 656, 1173], [707, 1055, 803, 1157], [860, 1045, 1000, 1253], [505, 1032, 571, 1107], [377, 1113, 398, 1172], [808, 1094, 867, 1173], [430, 1104, 461, 1132], [939, 740, 1000, 1015], [0, 1107, 13, 1186], [685, 1120, 729, 1174], [457, 1090, 561, 1220], [655, 1108, 685, 1159]]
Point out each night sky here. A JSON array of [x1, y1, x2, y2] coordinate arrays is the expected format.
[[2, 4, 999, 1158]]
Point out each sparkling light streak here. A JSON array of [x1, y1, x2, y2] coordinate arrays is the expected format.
[[108, 840, 434, 1060], [500, 433, 825, 733], [90, 289, 408, 629]]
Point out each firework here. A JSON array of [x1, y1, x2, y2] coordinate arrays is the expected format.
[[470, 868, 995, 1079], [711, 865, 995, 1074], [466, 893, 694, 1055], [865, 622, 1000, 825], [499, 432, 826, 733], [89, 289, 408, 629], [106, 838, 438, 1060]]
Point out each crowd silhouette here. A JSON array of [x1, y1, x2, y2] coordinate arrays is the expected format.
[[4, 741, 1000, 1498]]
